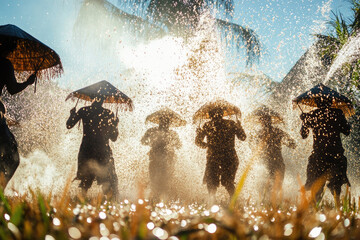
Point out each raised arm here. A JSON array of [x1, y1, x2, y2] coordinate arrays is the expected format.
[[235, 120, 246, 141], [3, 59, 36, 95], [339, 111, 351, 136], [66, 107, 81, 129], [282, 131, 297, 149], [300, 113, 310, 139], [141, 129, 152, 146], [109, 114, 119, 142], [195, 126, 208, 149], [169, 131, 182, 150]]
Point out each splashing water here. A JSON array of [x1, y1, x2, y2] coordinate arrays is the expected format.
[[2, 0, 358, 203]]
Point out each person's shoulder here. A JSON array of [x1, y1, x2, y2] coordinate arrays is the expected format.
[[330, 108, 344, 115], [0, 58, 13, 69], [78, 106, 88, 113], [224, 119, 236, 127], [203, 121, 211, 128], [103, 108, 114, 116], [0, 57, 11, 65], [146, 127, 158, 134]]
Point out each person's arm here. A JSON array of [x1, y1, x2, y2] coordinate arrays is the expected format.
[[195, 126, 208, 149], [235, 120, 246, 141], [282, 130, 297, 149], [141, 129, 152, 145], [66, 107, 81, 129], [109, 114, 119, 142], [339, 111, 351, 136], [300, 113, 310, 139], [3, 60, 36, 95], [173, 132, 182, 149]]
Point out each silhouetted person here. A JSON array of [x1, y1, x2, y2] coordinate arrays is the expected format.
[[300, 97, 351, 204], [0, 40, 36, 187], [255, 114, 296, 191], [195, 108, 246, 198], [66, 97, 119, 198], [141, 116, 181, 199]]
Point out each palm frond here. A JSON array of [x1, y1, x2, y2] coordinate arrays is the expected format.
[[350, 0, 360, 33], [216, 19, 261, 66], [329, 11, 350, 45], [205, 0, 234, 16], [74, 0, 164, 43]]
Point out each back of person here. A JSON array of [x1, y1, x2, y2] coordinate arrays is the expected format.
[[144, 127, 180, 154], [0, 57, 12, 91], [74, 105, 118, 160], [258, 127, 283, 161], [203, 119, 239, 151], [79, 106, 116, 141], [303, 107, 350, 154]]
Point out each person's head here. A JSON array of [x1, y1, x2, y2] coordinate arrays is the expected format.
[[0, 40, 17, 57], [259, 114, 272, 127], [209, 107, 224, 121], [159, 116, 170, 130], [315, 96, 332, 109], [92, 96, 105, 106]]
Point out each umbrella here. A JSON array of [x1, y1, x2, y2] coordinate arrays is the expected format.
[[65, 80, 134, 111], [249, 105, 284, 124], [0, 24, 63, 79], [292, 83, 355, 117], [193, 99, 241, 123], [146, 108, 186, 127]]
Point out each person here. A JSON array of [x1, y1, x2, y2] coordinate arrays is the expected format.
[[195, 108, 246, 198], [0, 40, 36, 187], [66, 97, 119, 198], [254, 114, 296, 192], [141, 116, 181, 199], [300, 97, 351, 204]]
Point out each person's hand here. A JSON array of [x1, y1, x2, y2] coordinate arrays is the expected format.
[[236, 119, 242, 126], [70, 107, 76, 114], [27, 71, 37, 85], [113, 117, 119, 126], [300, 113, 307, 121]]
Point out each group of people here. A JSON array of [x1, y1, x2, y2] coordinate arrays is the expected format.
[[0, 38, 352, 204]]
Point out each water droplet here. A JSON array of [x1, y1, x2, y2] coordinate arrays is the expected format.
[[99, 212, 107, 219], [147, 222, 155, 230], [318, 214, 326, 222], [210, 205, 220, 213], [152, 227, 168, 240], [308, 227, 322, 238], [52, 217, 61, 226], [344, 218, 350, 227], [68, 227, 81, 239], [45, 235, 56, 240], [206, 223, 217, 233]]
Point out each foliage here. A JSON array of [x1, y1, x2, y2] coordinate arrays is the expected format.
[[1, 185, 360, 239], [76, 0, 261, 65]]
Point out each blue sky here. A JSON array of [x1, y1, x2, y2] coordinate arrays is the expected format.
[[0, 0, 354, 87]]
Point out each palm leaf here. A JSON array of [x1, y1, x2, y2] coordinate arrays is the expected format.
[[74, 0, 164, 43], [216, 19, 261, 65]]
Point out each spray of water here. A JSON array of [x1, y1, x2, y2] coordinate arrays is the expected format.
[[3, 0, 356, 203]]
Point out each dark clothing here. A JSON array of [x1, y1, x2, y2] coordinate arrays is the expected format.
[[0, 116, 19, 185], [301, 107, 351, 195], [0, 57, 31, 187], [256, 127, 295, 183], [0, 58, 30, 96], [195, 118, 246, 195], [66, 103, 119, 194], [141, 127, 181, 196]]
